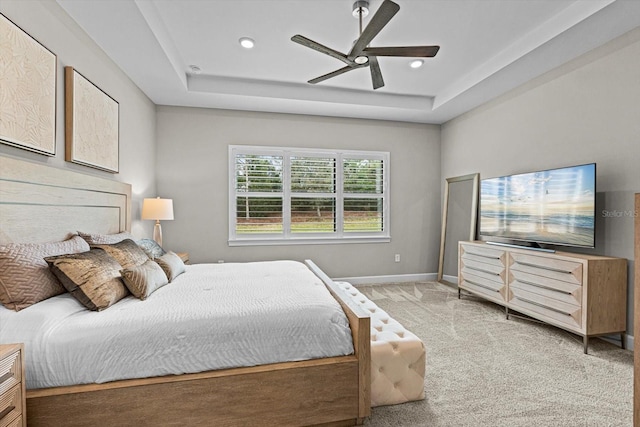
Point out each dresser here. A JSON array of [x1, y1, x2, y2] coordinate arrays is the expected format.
[[0, 344, 25, 427], [459, 241, 627, 353]]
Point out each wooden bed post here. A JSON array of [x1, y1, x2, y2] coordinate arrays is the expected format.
[[305, 260, 371, 420]]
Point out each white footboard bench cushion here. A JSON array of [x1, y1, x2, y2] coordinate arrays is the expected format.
[[335, 282, 426, 407]]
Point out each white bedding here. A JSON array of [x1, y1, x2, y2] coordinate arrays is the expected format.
[[0, 260, 354, 389]]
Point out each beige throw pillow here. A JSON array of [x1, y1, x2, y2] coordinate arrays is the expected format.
[[0, 235, 90, 311], [78, 231, 135, 245], [155, 252, 186, 282], [91, 239, 150, 270], [45, 248, 129, 311], [121, 260, 169, 300]]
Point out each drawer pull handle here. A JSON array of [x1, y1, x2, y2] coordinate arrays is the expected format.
[[516, 279, 572, 295], [0, 405, 15, 420], [515, 296, 572, 316], [465, 279, 500, 293], [468, 253, 501, 260], [514, 261, 572, 274], [0, 372, 13, 384], [463, 266, 500, 276]]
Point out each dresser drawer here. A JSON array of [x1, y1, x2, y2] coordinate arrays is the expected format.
[[0, 384, 21, 427], [460, 269, 507, 303], [460, 280, 506, 303], [509, 278, 581, 307], [510, 252, 583, 285], [0, 351, 20, 396], [4, 415, 20, 427], [460, 257, 506, 278], [461, 244, 506, 262], [461, 251, 506, 269], [508, 269, 582, 305], [509, 286, 581, 330]]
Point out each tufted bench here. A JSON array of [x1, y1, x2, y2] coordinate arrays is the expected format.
[[335, 282, 426, 407]]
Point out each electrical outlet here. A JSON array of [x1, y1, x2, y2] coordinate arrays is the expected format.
[[218, 260, 225, 263], [394, 254, 400, 262]]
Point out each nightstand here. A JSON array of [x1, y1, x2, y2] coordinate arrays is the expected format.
[[177, 252, 189, 264], [0, 343, 26, 427]]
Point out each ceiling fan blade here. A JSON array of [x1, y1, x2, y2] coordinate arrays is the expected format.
[[363, 45, 440, 57], [291, 35, 352, 66], [369, 56, 384, 90], [348, 0, 400, 60], [308, 65, 356, 84]]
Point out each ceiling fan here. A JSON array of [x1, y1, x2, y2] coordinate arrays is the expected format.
[[291, 0, 440, 90]]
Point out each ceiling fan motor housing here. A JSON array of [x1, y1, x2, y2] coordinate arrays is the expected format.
[[352, 1, 370, 17]]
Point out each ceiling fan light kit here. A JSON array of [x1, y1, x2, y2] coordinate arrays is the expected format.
[[291, 0, 440, 90]]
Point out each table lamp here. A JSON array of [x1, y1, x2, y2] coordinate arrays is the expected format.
[[141, 197, 174, 247]]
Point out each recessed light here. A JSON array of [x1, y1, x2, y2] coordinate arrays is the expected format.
[[189, 65, 201, 74], [239, 37, 255, 49], [410, 59, 424, 69]]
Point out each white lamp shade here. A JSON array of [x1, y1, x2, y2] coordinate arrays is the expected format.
[[142, 198, 174, 221]]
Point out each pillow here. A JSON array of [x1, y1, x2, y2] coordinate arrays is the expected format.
[[120, 259, 169, 300], [155, 251, 186, 282], [0, 235, 90, 311], [91, 239, 149, 270], [136, 238, 166, 259], [78, 231, 135, 245], [45, 248, 128, 311]]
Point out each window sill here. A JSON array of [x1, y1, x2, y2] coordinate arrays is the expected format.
[[228, 236, 391, 247]]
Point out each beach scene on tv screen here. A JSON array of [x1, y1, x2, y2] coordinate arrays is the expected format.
[[480, 165, 595, 247]]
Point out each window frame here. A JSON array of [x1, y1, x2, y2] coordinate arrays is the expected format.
[[229, 145, 390, 246]]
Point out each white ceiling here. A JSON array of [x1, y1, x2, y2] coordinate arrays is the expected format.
[[57, 0, 640, 124]]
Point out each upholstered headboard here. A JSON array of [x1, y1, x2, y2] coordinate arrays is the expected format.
[[0, 156, 131, 244]]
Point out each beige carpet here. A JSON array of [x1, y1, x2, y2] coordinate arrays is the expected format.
[[357, 281, 633, 427]]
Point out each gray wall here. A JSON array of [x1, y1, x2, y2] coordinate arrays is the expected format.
[[0, 0, 157, 238], [441, 27, 640, 337], [156, 107, 441, 278]]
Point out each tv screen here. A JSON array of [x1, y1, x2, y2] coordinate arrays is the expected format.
[[480, 163, 596, 248]]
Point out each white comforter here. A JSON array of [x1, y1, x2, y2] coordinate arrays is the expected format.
[[0, 261, 354, 389]]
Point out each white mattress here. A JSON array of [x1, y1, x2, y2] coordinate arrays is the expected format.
[[0, 261, 354, 389]]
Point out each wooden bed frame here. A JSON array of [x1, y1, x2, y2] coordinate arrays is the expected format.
[[0, 156, 371, 426]]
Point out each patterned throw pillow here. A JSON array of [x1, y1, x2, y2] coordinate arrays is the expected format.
[[120, 259, 169, 300], [78, 231, 135, 245], [45, 248, 129, 311], [91, 239, 150, 270], [0, 235, 90, 311], [135, 238, 166, 259], [155, 252, 186, 282]]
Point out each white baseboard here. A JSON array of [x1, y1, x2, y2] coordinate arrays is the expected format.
[[442, 274, 458, 284], [332, 273, 437, 285]]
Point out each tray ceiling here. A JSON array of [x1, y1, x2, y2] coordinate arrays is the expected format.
[[57, 0, 640, 123]]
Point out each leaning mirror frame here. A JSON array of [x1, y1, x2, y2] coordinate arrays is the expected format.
[[437, 173, 479, 287]]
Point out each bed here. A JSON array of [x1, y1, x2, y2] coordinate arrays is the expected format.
[[0, 155, 371, 426]]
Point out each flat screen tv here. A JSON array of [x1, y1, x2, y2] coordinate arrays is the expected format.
[[479, 163, 596, 249]]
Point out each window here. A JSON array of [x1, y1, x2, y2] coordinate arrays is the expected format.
[[229, 146, 390, 245]]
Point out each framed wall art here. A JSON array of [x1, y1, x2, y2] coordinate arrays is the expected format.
[[65, 66, 119, 173], [0, 13, 57, 155]]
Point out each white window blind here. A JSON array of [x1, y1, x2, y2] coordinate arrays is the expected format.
[[229, 146, 390, 245]]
